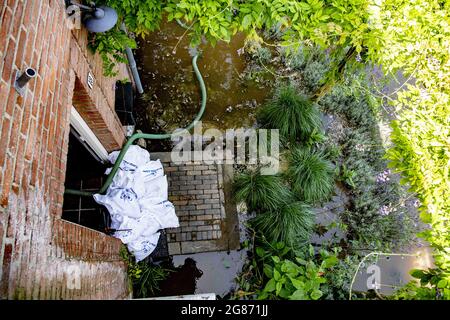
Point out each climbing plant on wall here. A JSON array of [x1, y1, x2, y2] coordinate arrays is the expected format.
[[90, 0, 165, 75], [377, 0, 450, 299]]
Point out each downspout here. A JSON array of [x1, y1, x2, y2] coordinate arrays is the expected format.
[[120, 23, 144, 94]]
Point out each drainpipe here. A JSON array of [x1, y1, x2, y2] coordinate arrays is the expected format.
[[120, 23, 144, 94]]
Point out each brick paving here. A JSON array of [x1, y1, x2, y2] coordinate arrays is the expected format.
[[151, 153, 240, 255]]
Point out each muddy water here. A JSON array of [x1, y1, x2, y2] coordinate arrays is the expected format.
[[135, 20, 271, 135]]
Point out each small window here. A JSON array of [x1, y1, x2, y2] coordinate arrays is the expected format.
[[62, 108, 111, 233]]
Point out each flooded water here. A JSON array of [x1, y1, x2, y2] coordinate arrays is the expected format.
[[153, 250, 246, 299], [171, 251, 247, 298], [351, 246, 434, 296], [135, 20, 271, 135]]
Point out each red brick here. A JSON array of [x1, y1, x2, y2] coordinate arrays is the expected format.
[[24, 118, 36, 161], [1, 37, 15, 83], [29, 0, 42, 27], [13, 136, 26, 185], [0, 243, 12, 297], [4, 84, 17, 116], [0, 117, 10, 168], [23, 27, 35, 66], [0, 1, 4, 18], [7, 104, 22, 157], [22, 0, 35, 28], [10, 0, 23, 40], [14, 27, 27, 68], [19, 92, 32, 135], [0, 7, 12, 55], [0, 81, 9, 116]]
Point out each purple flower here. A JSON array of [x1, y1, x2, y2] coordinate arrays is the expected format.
[[376, 169, 391, 183], [355, 144, 365, 152], [379, 204, 395, 216]]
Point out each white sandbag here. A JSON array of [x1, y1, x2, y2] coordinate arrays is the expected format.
[[127, 232, 161, 262], [107, 145, 150, 171], [94, 188, 141, 219], [94, 145, 179, 262]]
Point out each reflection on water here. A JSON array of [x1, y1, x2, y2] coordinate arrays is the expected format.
[[154, 251, 246, 298], [172, 250, 247, 298], [134, 20, 271, 135], [158, 258, 203, 297]]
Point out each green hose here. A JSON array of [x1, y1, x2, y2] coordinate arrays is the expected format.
[[65, 54, 207, 197]]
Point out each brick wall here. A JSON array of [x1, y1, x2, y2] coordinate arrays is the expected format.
[[0, 0, 130, 299]]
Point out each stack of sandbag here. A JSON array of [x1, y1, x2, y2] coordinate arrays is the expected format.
[[94, 145, 179, 261]]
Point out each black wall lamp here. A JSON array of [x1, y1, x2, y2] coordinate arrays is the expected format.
[[65, 1, 118, 33]]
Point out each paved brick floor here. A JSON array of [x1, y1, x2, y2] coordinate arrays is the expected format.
[[151, 153, 240, 255]]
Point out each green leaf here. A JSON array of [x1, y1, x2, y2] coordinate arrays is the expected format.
[[309, 245, 315, 257], [410, 269, 426, 280], [263, 264, 273, 278], [322, 256, 339, 269], [256, 247, 266, 258], [437, 279, 448, 288], [242, 14, 252, 29], [289, 288, 307, 300], [276, 281, 283, 295], [273, 269, 281, 281], [296, 257, 308, 266], [264, 278, 276, 292], [290, 277, 304, 290], [310, 289, 323, 300]]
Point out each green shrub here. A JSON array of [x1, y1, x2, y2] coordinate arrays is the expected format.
[[319, 84, 377, 129], [130, 262, 169, 298], [303, 60, 328, 92], [256, 245, 338, 300], [287, 147, 335, 204], [251, 202, 315, 250], [233, 170, 292, 212], [120, 247, 169, 298], [258, 85, 322, 143], [254, 46, 273, 65], [280, 46, 306, 70], [323, 254, 361, 300]]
